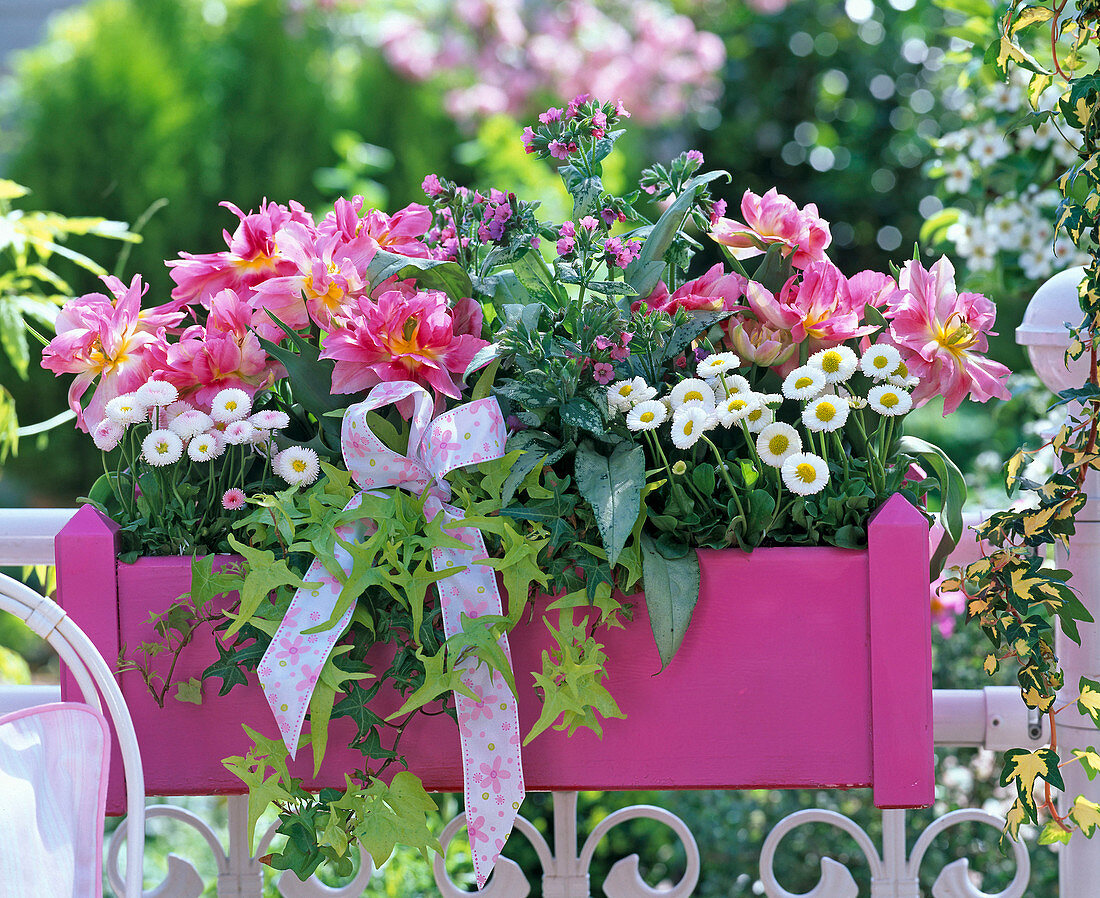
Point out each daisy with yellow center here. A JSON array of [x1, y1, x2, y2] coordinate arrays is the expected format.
[[802, 395, 850, 433], [780, 452, 829, 495], [274, 446, 321, 486], [808, 346, 858, 384], [696, 351, 740, 377], [670, 378, 716, 412], [781, 365, 826, 401], [626, 400, 668, 432], [105, 393, 147, 427], [607, 377, 656, 412], [860, 344, 902, 381], [867, 385, 913, 416], [745, 404, 775, 433], [756, 422, 801, 467], [142, 429, 184, 466], [671, 406, 711, 450], [712, 393, 761, 428]]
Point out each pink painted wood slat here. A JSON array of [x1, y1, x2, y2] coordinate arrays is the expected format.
[[56, 500, 932, 815], [868, 493, 935, 808]]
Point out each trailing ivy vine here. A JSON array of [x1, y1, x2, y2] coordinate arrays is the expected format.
[[949, 0, 1100, 843]]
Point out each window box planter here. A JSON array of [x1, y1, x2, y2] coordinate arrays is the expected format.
[[56, 493, 932, 816]]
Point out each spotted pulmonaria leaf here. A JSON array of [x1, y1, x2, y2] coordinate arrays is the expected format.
[[1078, 677, 1100, 726], [1073, 747, 1100, 781], [984, 654, 999, 676], [1072, 796, 1100, 837], [1000, 748, 1064, 818]]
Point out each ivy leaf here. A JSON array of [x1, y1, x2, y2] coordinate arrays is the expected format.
[[174, 677, 203, 705], [1072, 796, 1100, 837], [331, 681, 386, 742], [999, 747, 1063, 818], [1038, 821, 1073, 845], [202, 638, 252, 696], [640, 534, 701, 670], [350, 772, 440, 866], [222, 725, 298, 853], [224, 537, 313, 638], [386, 647, 478, 720], [1079, 677, 1100, 726], [1073, 747, 1100, 781]]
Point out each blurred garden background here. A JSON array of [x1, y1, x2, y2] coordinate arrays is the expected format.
[[0, 0, 1072, 894]]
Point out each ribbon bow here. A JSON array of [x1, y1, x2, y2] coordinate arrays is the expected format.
[[257, 381, 524, 886]]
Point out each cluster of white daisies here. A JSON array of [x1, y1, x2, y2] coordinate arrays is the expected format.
[[93, 379, 322, 506], [605, 344, 918, 497]]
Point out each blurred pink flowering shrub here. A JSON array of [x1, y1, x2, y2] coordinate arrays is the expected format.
[[310, 0, 728, 125]]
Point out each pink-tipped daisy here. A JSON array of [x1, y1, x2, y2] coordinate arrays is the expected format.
[[221, 488, 247, 511]]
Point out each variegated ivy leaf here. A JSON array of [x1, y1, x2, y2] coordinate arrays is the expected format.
[[1038, 821, 1073, 846], [1004, 798, 1029, 842], [1000, 748, 1064, 819], [984, 654, 999, 676], [1073, 747, 1100, 781], [1078, 677, 1100, 726], [1072, 796, 1100, 837]]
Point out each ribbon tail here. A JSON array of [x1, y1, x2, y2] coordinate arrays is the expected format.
[[257, 501, 364, 759], [432, 515, 526, 887]]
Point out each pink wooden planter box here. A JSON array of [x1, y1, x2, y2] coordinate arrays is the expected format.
[[56, 494, 932, 816]]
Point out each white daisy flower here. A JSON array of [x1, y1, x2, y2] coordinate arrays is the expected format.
[[781, 452, 829, 496], [712, 393, 761, 428], [135, 379, 179, 407], [808, 346, 858, 384], [745, 404, 775, 433], [756, 423, 801, 467], [670, 378, 716, 412], [710, 373, 751, 397], [92, 419, 124, 452], [607, 377, 657, 411], [802, 395, 850, 433], [164, 400, 195, 421], [782, 366, 827, 401], [867, 385, 913, 416], [142, 429, 184, 466], [169, 409, 215, 440], [211, 388, 252, 424], [886, 359, 920, 389], [670, 406, 711, 450], [187, 431, 224, 462], [105, 394, 148, 427], [223, 420, 257, 445], [626, 400, 668, 432], [860, 345, 902, 380], [696, 352, 740, 378], [274, 446, 321, 486], [249, 409, 291, 431]]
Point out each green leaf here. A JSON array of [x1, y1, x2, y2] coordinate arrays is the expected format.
[[639, 534, 701, 670], [625, 169, 730, 297], [257, 317, 344, 418], [584, 279, 639, 296], [898, 435, 965, 577], [175, 677, 203, 705], [512, 251, 561, 308], [574, 441, 646, 568], [559, 398, 606, 432], [350, 772, 440, 866], [1000, 747, 1064, 819], [363, 249, 473, 301], [1039, 820, 1073, 845], [224, 537, 313, 638]]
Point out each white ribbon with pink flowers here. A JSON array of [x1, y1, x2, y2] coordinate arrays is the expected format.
[[256, 380, 524, 886]]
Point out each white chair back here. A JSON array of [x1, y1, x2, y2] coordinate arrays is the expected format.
[[0, 573, 145, 898]]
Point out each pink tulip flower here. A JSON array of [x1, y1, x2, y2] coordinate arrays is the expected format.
[[321, 289, 488, 407], [711, 188, 831, 270], [884, 257, 1012, 415]]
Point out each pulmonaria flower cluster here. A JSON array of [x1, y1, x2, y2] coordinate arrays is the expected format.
[[523, 95, 629, 158]]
